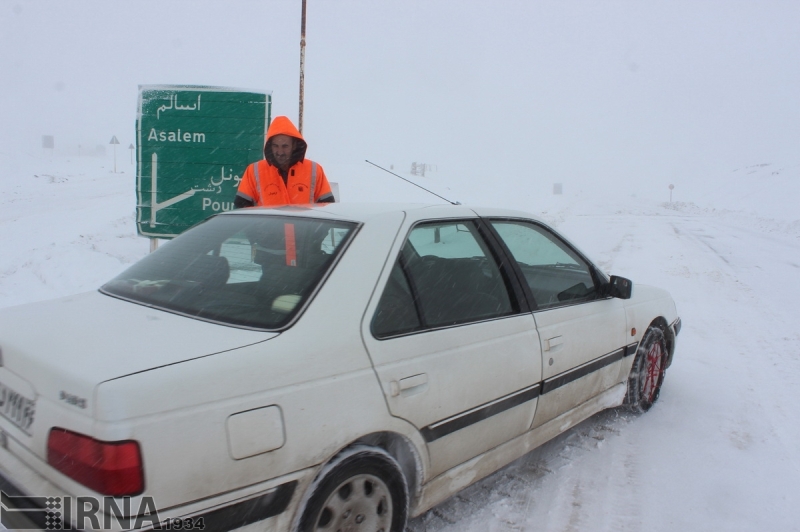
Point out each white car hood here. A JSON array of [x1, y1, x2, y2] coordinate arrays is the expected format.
[[0, 291, 276, 404]]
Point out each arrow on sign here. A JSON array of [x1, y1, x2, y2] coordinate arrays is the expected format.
[[149, 152, 197, 228]]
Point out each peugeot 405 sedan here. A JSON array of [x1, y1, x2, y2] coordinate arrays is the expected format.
[[0, 203, 680, 531]]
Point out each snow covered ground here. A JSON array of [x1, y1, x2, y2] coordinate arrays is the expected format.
[[1, 152, 799, 531]]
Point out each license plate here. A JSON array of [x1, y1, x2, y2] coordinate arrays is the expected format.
[[0, 381, 36, 435]]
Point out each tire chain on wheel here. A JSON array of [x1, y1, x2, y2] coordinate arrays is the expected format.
[[624, 325, 668, 413]]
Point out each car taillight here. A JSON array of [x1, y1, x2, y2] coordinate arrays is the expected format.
[[47, 428, 144, 496]]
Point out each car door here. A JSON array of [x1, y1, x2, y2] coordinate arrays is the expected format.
[[487, 219, 628, 428], [362, 218, 542, 478]]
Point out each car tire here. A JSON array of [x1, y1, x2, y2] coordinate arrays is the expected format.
[[624, 325, 668, 413], [297, 446, 409, 532]]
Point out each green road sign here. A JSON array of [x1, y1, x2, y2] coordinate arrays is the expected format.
[[136, 85, 271, 238]]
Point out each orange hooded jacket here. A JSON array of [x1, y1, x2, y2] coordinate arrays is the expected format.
[[235, 116, 333, 207]]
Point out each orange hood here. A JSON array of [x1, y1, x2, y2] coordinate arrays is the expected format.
[[264, 116, 308, 167]]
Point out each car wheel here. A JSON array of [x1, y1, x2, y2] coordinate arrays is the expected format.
[[297, 446, 408, 532], [625, 326, 668, 412]]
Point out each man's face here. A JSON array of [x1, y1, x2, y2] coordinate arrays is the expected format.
[[270, 135, 295, 170]]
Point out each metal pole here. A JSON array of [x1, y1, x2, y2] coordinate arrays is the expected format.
[[298, 0, 307, 134]]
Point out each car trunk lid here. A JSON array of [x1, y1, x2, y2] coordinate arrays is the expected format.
[[0, 291, 276, 425]]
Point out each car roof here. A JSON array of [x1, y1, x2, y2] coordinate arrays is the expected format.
[[220, 202, 547, 225]]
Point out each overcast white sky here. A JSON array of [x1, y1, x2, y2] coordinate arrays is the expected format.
[[1, 0, 798, 199]]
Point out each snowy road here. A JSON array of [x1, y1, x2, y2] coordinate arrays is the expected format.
[[1, 157, 799, 531]]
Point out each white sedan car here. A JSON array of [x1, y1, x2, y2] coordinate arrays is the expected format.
[[0, 203, 680, 532]]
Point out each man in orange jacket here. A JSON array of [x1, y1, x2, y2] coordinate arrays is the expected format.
[[234, 116, 334, 208]]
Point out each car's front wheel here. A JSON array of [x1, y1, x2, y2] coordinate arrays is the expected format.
[[624, 325, 668, 412], [297, 446, 408, 532]]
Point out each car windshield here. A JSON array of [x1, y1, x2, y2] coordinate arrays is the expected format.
[[101, 214, 358, 330]]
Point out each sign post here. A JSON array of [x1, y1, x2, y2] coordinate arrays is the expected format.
[[110, 136, 120, 173], [129, 143, 135, 164], [299, 0, 307, 134], [136, 85, 271, 240]]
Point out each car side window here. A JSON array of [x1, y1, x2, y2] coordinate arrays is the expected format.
[[490, 221, 598, 310], [372, 220, 516, 338]]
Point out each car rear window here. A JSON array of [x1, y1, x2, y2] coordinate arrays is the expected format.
[[101, 214, 358, 330]]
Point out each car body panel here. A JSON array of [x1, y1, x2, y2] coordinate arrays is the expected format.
[[531, 297, 627, 427], [364, 315, 542, 478], [623, 283, 678, 335]]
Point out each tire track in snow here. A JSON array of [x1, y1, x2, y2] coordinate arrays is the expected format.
[[603, 417, 645, 532], [541, 412, 646, 532], [672, 223, 731, 266]]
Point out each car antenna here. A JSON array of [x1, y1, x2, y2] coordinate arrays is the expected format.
[[365, 160, 461, 205]]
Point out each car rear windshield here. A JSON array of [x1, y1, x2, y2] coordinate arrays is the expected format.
[[101, 214, 358, 330]]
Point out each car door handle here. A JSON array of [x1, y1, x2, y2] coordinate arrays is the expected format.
[[389, 373, 428, 397], [544, 336, 563, 351]]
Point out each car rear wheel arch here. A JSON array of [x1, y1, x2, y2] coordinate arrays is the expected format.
[[294, 442, 412, 532], [352, 432, 423, 506]]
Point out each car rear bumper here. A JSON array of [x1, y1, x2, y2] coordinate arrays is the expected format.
[[0, 439, 310, 531], [0, 473, 42, 530]]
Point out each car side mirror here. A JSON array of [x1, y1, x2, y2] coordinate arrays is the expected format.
[[607, 275, 633, 299]]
